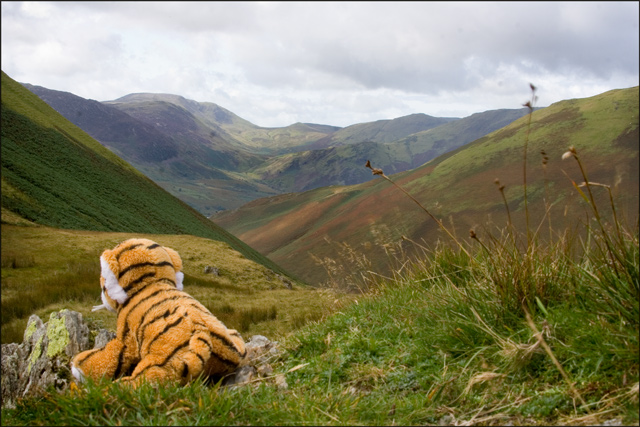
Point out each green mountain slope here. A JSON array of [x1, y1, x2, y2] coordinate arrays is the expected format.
[[22, 85, 282, 215], [0, 71, 290, 277], [308, 113, 457, 149], [213, 86, 639, 285]]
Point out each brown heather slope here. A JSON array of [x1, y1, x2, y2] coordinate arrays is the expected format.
[[213, 87, 639, 285]]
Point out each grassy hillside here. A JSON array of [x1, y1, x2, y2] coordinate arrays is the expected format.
[[308, 113, 457, 149], [3, 178, 637, 425], [0, 71, 288, 277], [214, 86, 639, 285]]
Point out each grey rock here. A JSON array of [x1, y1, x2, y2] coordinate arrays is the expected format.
[[93, 329, 116, 349], [1, 309, 94, 409], [235, 365, 257, 384], [222, 335, 286, 389], [274, 373, 288, 391], [203, 266, 219, 275], [244, 334, 281, 365], [257, 363, 274, 376], [276, 274, 294, 289]]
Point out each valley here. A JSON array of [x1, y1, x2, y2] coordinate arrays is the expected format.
[[213, 86, 640, 285], [24, 84, 531, 215]]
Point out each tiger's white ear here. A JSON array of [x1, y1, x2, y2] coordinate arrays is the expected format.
[[175, 271, 184, 291], [100, 255, 128, 304], [163, 246, 184, 291]]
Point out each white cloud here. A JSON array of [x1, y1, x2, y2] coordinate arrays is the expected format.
[[2, 1, 638, 127]]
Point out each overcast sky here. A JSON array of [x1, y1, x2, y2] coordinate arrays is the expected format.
[[2, 1, 638, 128]]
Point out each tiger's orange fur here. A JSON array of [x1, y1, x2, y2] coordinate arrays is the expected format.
[[71, 238, 246, 386]]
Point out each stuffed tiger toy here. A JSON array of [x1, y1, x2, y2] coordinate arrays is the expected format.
[[71, 238, 246, 387]]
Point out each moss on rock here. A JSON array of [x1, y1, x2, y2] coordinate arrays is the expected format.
[[46, 311, 70, 358]]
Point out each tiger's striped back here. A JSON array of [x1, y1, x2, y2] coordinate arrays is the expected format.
[[71, 238, 246, 386]]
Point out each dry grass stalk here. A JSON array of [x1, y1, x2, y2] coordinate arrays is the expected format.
[[523, 305, 588, 408], [365, 160, 471, 259], [462, 372, 506, 396]]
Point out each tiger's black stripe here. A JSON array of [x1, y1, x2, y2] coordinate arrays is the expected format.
[[72, 347, 102, 366], [158, 277, 176, 287], [194, 351, 206, 366], [120, 283, 165, 310], [136, 305, 181, 346], [121, 286, 171, 312], [119, 261, 174, 279], [123, 272, 156, 292], [131, 340, 191, 380], [208, 329, 245, 358], [196, 336, 237, 366], [115, 243, 143, 260], [113, 346, 126, 378], [119, 288, 182, 340], [143, 316, 185, 354]]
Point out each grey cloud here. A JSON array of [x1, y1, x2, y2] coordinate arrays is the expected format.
[[1, 1, 637, 127]]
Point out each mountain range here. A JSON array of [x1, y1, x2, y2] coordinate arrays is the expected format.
[[8, 71, 638, 286], [23, 84, 531, 215]]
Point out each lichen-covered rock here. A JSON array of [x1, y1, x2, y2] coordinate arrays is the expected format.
[[1, 310, 98, 409]]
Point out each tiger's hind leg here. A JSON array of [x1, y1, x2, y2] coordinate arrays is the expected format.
[[119, 353, 181, 387], [71, 339, 134, 383], [119, 335, 207, 387], [119, 333, 241, 387]]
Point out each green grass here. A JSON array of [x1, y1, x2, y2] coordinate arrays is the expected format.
[[3, 222, 637, 425]]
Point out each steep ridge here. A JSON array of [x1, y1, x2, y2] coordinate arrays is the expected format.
[[22, 84, 279, 214], [213, 86, 639, 285], [1, 71, 290, 277], [21, 84, 180, 163]]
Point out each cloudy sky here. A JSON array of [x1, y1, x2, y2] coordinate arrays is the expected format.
[[2, 1, 638, 128]]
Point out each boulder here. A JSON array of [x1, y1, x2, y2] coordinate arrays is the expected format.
[[203, 266, 220, 275], [1, 310, 93, 409]]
